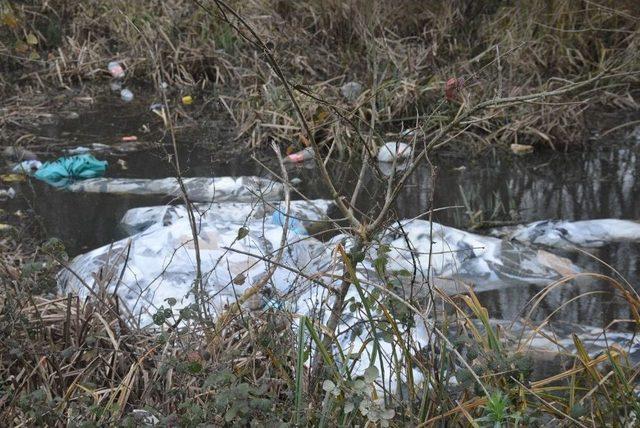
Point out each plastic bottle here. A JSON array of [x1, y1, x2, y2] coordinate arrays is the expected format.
[[120, 89, 134, 102], [108, 61, 125, 79]]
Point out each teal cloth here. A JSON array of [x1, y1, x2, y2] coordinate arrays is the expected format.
[[35, 154, 108, 188]]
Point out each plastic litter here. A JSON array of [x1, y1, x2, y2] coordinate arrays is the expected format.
[[67, 146, 91, 155], [271, 210, 308, 235], [92, 143, 111, 151], [112, 141, 142, 153], [377, 142, 412, 162], [120, 89, 134, 102], [65, 176, 283, 203], [11, 160, 42, 175], [34, 154, 108, 188], [182, 95, 193, 105], [284, 147, 314, 163], [119, 199, 334, 236], [117, 159, 128, 170], [121, 136, 137, 142], [0, 188, 16, 200], [107, 61, 125, 79], [378, 159, 410, 177], [492, 219, 640, 250], [445, 77, 465, 101], [58, 215, 584, 385]]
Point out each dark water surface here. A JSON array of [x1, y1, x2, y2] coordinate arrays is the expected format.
[[6, 100, 640, 338]]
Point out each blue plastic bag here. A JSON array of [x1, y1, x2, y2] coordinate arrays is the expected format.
[[35, 154, 108, 188], [271, 210, 308, 235]]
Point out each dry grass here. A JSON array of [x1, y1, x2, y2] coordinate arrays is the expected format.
[[1, 231, 639, 426], [0, 0, 638, 151], [1, 1, 640, 426]]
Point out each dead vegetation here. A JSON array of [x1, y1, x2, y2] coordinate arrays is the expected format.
[[1, 1, 640, 426], [2, 245, 640, 426], [0, 0, 639, 151]]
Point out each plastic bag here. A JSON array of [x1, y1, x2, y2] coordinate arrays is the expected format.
[[35, 154, 108, 188]]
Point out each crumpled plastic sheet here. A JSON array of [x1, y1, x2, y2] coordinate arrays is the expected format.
[[58, 208, 590, 381], [331, 219, 579, 290], [65, 176, 284, 203], [491, 218, 640, 249], [59, 216, 334, 323], [119, 199, 335, 236]]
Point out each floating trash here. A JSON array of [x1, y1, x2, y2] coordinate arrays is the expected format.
[[35, 154, 108, 188], [65, 176, 284, 202], [493, 218, 640, 249]]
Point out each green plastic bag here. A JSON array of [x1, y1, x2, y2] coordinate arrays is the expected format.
[[35, 154, 108, 188]]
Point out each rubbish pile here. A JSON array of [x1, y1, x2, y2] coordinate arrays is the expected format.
[[108, 61, 134, 103], [57, 188, 640, 380], [57, 189, 588, 329], [58, 199, 335, 324]]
